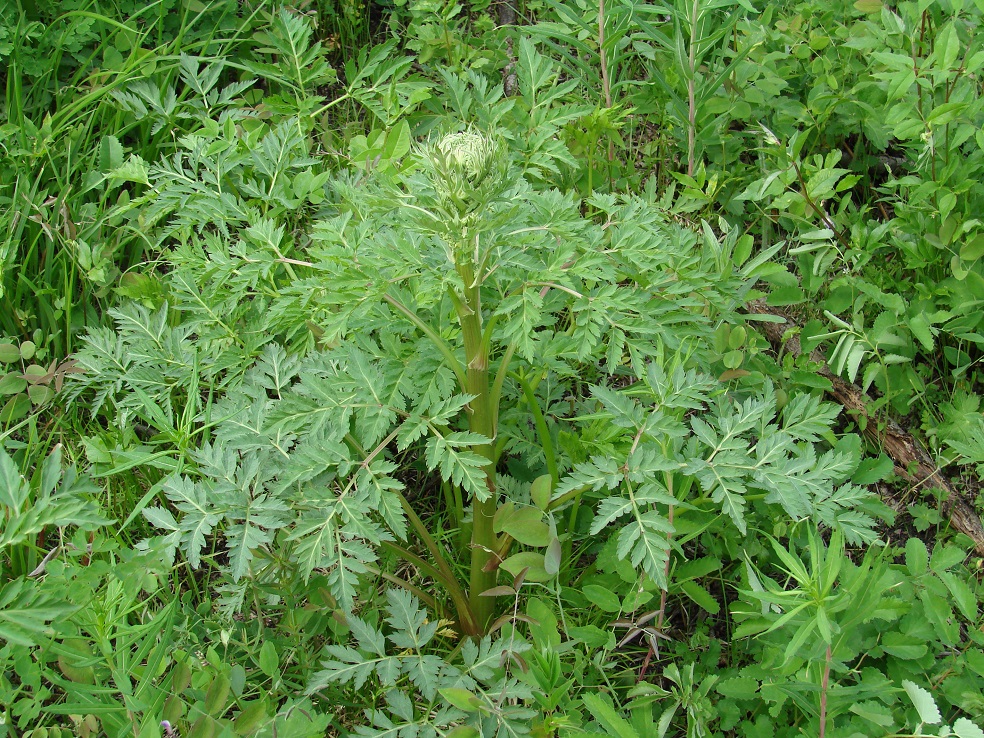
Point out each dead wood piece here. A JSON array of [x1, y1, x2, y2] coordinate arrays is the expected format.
[[745, 299, 984, 555]]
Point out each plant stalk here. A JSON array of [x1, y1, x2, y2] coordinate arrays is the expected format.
[[819, 643, 832, 738], [687, 0, 699, 176], [390, 492, 479, 636], [515, 371, 559, 486], [455, 255, 498, 633]]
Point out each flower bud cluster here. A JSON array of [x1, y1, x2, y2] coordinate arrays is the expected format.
[[424, 130, 509, 230]]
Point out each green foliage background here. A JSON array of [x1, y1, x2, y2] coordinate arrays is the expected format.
[[1, 0, 983, 736]]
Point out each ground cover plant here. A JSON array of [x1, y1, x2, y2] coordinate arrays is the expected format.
[[1, 0, 983, 737]]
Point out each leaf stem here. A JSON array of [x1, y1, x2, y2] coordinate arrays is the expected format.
[[389, 492, 479, 636], [364, 564, 440, 613], [383, 292, 467, 391], [513, 370, 559, 486], [490, 341, 517, 430]]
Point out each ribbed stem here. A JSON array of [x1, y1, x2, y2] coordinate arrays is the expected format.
[[455, 255, 498, 633]]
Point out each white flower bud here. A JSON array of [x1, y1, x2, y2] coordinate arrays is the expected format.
[[424, 128, 509, 222]]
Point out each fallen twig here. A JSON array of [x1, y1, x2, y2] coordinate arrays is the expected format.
[[745, 299, 984, 554]]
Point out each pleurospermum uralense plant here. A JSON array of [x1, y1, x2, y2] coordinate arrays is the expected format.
[[68, 125, 886, 646]]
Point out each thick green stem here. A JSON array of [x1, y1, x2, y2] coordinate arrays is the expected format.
[[455, 257, 498, 633]]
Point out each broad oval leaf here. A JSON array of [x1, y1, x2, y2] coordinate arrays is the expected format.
[[500, 552, 551, 582], [499, 507, 551, 547]]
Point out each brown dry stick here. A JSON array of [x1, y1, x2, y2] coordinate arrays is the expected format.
[[745, 299, 984, 554]]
